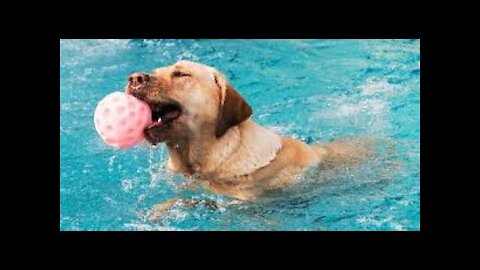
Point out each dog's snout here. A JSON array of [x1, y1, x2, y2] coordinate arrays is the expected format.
[[128, 72, 149, 87]]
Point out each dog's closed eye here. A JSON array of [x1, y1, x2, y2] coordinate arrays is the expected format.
[[172, 70, 191, 77]]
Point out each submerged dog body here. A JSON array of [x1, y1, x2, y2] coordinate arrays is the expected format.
[[126, 60, 370, 201]]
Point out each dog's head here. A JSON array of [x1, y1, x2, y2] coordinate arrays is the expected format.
[[126, 60, 252, 145]]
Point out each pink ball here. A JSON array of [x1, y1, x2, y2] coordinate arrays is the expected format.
[[94, 92, 152, 149]]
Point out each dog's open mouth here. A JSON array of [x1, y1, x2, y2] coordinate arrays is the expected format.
[[147, 102, 182, 129]]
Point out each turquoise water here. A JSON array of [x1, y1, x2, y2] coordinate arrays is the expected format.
[[60, 39, 420, 231]]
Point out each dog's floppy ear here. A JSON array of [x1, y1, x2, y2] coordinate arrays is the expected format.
[[213, 71, 252, 138]]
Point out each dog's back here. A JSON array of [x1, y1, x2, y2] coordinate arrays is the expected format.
[[225, 135, 375, 200], [313, 137, 375, 169]]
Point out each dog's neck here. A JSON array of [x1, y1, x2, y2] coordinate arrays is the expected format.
[[165, 119, 282, 180]]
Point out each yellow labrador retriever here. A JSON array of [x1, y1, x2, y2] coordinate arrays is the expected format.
[[126, 60, 372, 213]]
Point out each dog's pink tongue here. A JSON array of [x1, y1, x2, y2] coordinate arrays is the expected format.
[[147, 119, 162, 129]]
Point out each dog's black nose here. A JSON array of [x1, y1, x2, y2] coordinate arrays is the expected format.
[[128, 72, 149, 87]]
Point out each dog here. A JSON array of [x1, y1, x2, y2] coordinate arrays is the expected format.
[[126, 60, 373, 216]]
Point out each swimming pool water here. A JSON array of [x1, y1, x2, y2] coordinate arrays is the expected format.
[[60, 39, 420, 231]]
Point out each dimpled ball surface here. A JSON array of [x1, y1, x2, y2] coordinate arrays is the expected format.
[[94, 92, 152, 148]]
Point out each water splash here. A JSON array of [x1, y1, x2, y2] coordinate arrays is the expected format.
[[147, 144, 170, 188], [107, 155, 116, 172]]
